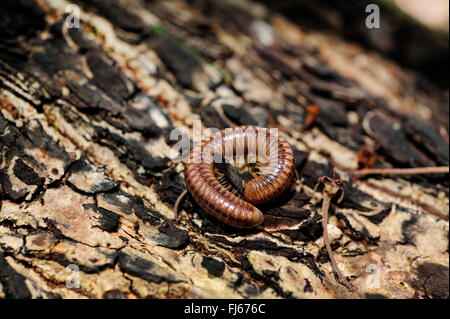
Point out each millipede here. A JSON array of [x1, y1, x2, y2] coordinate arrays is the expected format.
[[175, 125, 296, 228]]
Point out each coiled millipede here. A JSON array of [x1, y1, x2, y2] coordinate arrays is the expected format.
[[175, 125, 296, 228]]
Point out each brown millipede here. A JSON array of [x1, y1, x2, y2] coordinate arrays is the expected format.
[[178, 125, 296, 228]]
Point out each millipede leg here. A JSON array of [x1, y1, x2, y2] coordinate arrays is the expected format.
[[294, 169, 301, 183]]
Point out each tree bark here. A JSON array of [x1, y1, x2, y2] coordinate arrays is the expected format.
[[0, 0, 448, 299]]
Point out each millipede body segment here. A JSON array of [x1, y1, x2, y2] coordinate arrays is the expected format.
[[184, 126, 296, 228]]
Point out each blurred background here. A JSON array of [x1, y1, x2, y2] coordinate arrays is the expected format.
[[252, 0, 449, 87]]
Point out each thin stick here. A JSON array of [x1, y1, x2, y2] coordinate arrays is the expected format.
[[351, 166, 449, 181], [295, 169, 300, 182], [321, 194, 355, 292], [174, 189, 188, 220]]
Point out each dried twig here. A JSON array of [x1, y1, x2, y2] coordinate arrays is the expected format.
[[315, 176, 355, 292], [174, 189, 188, 219], [351, 166, 449, 182]]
